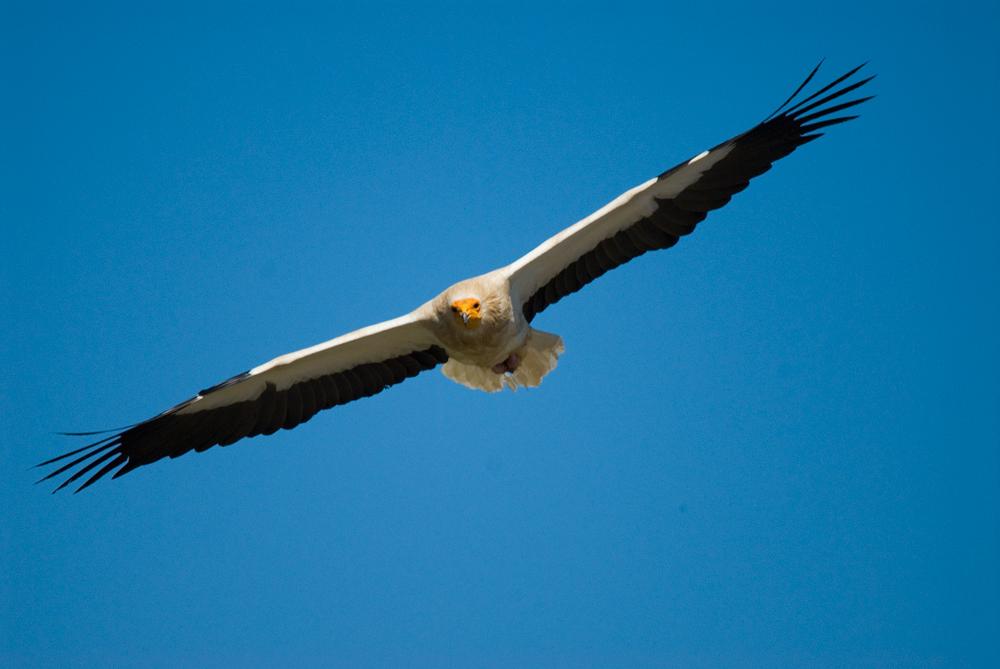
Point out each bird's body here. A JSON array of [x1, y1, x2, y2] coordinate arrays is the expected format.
[[428, 273, 526, 373], [39, 62, 874, 491], [430, 273, 564, 392]]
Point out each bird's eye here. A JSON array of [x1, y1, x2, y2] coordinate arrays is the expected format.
[[451, 306, 459, 313], [473, 302, 480, 309]]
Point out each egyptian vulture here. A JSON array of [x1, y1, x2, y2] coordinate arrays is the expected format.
[[39, 62, 873, 492]]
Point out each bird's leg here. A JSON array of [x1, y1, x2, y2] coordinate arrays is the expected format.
[[506, 353, 521, 371], [491, 352, 521, 375]]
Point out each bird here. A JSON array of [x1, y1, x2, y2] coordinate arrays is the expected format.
[[38, 62, 873, 492]]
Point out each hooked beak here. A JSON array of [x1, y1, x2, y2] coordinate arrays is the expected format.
[[451, 298, 482, 329]]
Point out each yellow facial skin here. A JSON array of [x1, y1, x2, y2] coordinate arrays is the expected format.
[[450, 298, 482, 329]]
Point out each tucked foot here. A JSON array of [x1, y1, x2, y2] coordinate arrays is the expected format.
[[491, 353, 521, 374]]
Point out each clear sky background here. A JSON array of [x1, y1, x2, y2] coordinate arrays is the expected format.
[[2, 2, 998, 667]]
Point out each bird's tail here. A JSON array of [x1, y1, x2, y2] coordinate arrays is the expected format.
[[441, 328, 565, 392]]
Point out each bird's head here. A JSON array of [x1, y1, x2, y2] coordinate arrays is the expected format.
[[450, 297, 482, 329]]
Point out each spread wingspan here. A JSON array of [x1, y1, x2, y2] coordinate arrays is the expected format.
[[40, 62, 874, 492]]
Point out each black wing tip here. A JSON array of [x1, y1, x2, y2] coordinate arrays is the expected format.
[[54, 426, 128, 437], [34, 434, 117, 469], [765, 60, 826, 121], [49, 456, 129, 494], [73, 454, 129, 493], [766, 60, 874, 124], [36, 432, 130, 493], [788, 66, 874, 116]]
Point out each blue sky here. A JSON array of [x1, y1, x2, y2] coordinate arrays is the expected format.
[[2, 2, 998, 667]]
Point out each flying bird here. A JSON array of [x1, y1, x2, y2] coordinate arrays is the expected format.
[[39, 62, 873, 492]]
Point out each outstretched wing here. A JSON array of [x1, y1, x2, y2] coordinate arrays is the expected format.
[[38, 312, 447, 492], [505, 62, 874, 322]]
